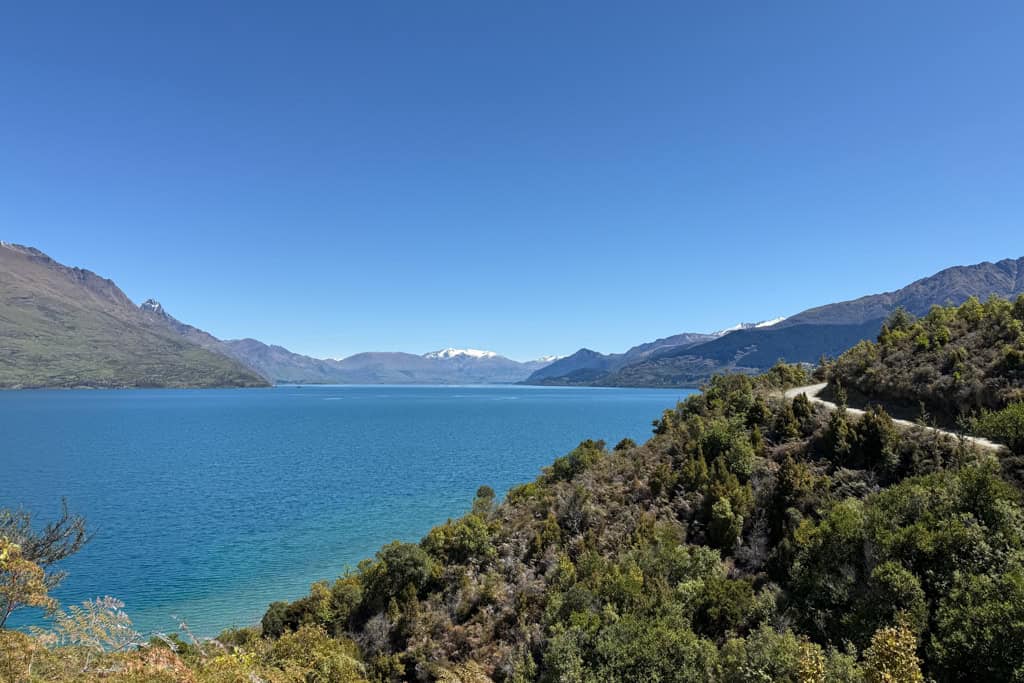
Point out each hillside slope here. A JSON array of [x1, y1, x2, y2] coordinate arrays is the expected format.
[[237, 362, 1020, 682], [0, 243, 268, 388], [830, 295, 1024, 422]]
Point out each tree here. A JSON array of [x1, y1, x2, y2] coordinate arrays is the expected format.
[[863, 617, 923, 683], [0, 538, 57, 628], [360, 542, 436, 616], [957, 296, 984, 325], [0, 501, 89, 594], [422, 515, 495, 565], [1014, 295, 1024, 322], [792, 392, 814, 428], [823, 407, 853, 463], [853, 406, 899, 474], [775, 402, 801, 441], [471, 485, 497, 517], [882, 308, 916, 335], [931, 568, 1024, 680], [709, 498, 743, 551]]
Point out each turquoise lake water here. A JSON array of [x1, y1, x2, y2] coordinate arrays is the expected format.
[[1, 384, 694, 636]]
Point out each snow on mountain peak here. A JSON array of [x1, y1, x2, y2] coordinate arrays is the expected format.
[[712, 316, 787, 336], [424, 348, 500, 360]]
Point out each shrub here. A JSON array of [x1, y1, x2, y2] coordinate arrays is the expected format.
[[269, 625, 367, 682], [360, 541, 437, 615], [863, 618, 923, 683], [422, 515, 495, 565], [972, 402, 1024, 452], [547, 439, 606, 481]]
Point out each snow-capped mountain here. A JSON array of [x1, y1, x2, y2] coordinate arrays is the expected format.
[[423, 348, 500, 360], [711, 317, 788, 336]]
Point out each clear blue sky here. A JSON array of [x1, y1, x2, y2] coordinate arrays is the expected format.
[[3, 2, 1022, 360]]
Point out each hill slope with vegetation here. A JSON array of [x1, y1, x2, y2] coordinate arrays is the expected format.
[[8, 354, 1024, 681], [0, 243, 268, 388], [830, 296, 1024, 452]]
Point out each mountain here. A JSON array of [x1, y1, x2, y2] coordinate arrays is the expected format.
[[136, 306, 556, 385], [524, 329, 744, 385], [711, 317, 788, 335], [423, 348, 499, 360], [0, 243, 268, 388], [134, 301, 349, 384], [778, 257, 1024, 326], [530, 256, 1024, 388], [323, 349, 553, 384]]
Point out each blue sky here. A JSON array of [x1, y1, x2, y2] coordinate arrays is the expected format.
[[2, 2, 1023, 360]]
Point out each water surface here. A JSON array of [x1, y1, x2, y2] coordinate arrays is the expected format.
[[1, 384, 693, 635]]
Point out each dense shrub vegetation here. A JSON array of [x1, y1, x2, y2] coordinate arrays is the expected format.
[[831, 296, 1024, 436], [5, 355, 1024, 681]]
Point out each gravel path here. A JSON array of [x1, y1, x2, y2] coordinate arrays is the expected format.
[[783, 383, 1009, 453]]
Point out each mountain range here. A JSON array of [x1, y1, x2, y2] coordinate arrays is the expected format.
[[0, 243, 555, 387], [526, 256, 1024, 387], [3, 241, 1023, 389]]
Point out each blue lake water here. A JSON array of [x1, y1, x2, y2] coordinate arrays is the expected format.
[[1, 384, 693, 636]]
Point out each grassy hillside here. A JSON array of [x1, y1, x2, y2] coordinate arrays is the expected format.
[[0, 243, 267, 388]]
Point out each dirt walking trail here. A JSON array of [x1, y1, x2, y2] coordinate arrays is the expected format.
[[783, 383, 1009, 454]]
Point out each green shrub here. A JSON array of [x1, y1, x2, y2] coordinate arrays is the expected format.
[[972, 402, 1024, 452], [547, 439, 606, 481], [422, 514, 495, 565]]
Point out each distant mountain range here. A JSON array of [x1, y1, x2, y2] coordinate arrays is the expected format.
[[139, 296, 556, 385], [0, 243, 555, 388], [526, 256, 1024, 387], [4, 242, 1023, 389]]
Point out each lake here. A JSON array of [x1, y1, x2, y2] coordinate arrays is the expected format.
[[1, 384, 694, 636]]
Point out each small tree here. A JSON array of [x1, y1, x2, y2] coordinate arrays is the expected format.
[[709, 498, 743, 551], [1013, 295, 1024, 322], [0, 501, 89, 593], [863, 617, 924, 683], [470, 485, 497, 517], [0, 538, 57, 628], [883, 308, 916, 334]]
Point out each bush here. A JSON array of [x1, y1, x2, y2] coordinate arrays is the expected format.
[[269, 625, 367, 682], [422, 514, 495, 565], [972, 402, 1024, 452], [932, 568, 1024, 680], [547, 439, 606, 481], [360, 541, 437, 615], [709, 498, 743, 551]]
